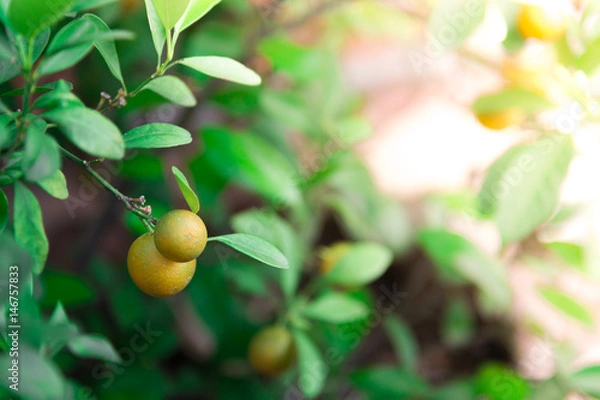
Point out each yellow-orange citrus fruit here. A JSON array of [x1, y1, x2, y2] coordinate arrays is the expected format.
[[502, 58, 551, 98], [248, 326, 296, 376], [319, 242, 351, 275], [127, 233, 196, 298], [517, 4, 567, 42], [476, 108, 525, 130], [154, 210, 208, 263], [120, 0, 143, 14]]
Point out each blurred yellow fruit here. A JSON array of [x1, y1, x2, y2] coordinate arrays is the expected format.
[[319, 242, 351, 274], [120, 0, 143, 14], [127, 233, 196, 298], [502, 58, 552, 98], [517, 4, 567, 42], [476, 108, 525, 130], [248, 326, 296, 376]]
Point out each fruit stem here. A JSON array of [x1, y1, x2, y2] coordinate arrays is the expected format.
[[59, 146, 157, 224]]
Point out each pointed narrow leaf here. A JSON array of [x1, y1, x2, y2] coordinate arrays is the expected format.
[[383, 315, 418, 372], [539, 287, 594, 328], [67, 334, 121, 363], [141, 75, 196, 107], [303, 292, 369, 323], [14, 182, 48, 273], [22, 118, 60, 181], [124, 123, 191, 149], [175, 0, 221, 33], [144, 0, 166, 58], [9, 0, 77, 37], [73, 0, 118, 12], [293, 330, 327, 399], [208, 233, 289, 269], [44, 107, 124, 159], [151, 0, 190, 30], [82, 14, 125, 87], [178, 56, 261, 86], [0, 188, 7, 235], [36, 170, 69, 200], [171, 166, 200, 213]]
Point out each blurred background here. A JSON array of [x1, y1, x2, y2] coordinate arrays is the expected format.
[[2, 0, 600, 399]]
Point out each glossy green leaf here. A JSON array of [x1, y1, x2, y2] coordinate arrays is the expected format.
[[151, 0, 190, 30], [82, 13, 125, 86], [539, 287, 594, 328], [33, 80, 83, 110], [383, 315, 418, 372], [419, 229, 511, 313], [39, 44, 93, 75], [36, 170, 69, 200], [22, 118, 60, 181], [44, 107, 124, 159], [476, 363, 529, 400], [325, 242, 392, 287], [293, 330, 327, 399], [144, 0, 166, 58], [68, 334, 121, 363], [39, 17, 95, 75], [351, 367, 430, 398], [141, 75, 196, 107], [303, 292, 369, 323], [171, 166, 200, 213], [0, 188, 7, 235], [174, 0, 221, 33], [571, 365, 600, 397], [72, 0, 118, 12], [124, 123, 192, 149], [14, 181, 48, 273], [477, 135, 574, 244], [208, 233, 289, 269], [8, 0, 76, 37], [178, 56, 261, 86], [472, 87, 554, 114]]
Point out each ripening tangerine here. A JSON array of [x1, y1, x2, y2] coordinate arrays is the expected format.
[[154, 209, 208, 263], [319, 242, 351, 275], [517, 4, 567, 42], [476, 108, 525, 130], [127, 233, 196, 298], [248, 326, 296, 376]]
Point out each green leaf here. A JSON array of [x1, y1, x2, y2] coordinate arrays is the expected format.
[[476, 363, 529, 400], [36, 170, 69, 200], [0, 188, 7, 235], [429, 0, 487, 50], [82, 14, 125, 87], [576, 36, 600, 75], [38, 17, 95, 75], [419, 229, 511, 314], [22, 118, 60, 181], [151, 0, 190, 30], [383, 315, 418, 372], [178, 56, 261, 86], [14, 182, 48, 273], [0, 346, 65, 399], [303, 292, 369, 323], [208, 233, 289, 269], [174, 0, 221, 33], [293, 330, 327, 399], [202, 127, 301, 205], [231, 209, 304, 299], [42, 269, 95, 308], [472, 87, 554, 114], [324, 242, 392, 287], [9, 0, 76, 37], [545, 241, 585, 270], [571, 365, 600, 398], [141, 75, 196, 107], [351, 367, 430, 398], [442, 297, 475, 347], [33, 80, 83, 110], [44, 107, 125, 159], [171, 166, 200, 213], [539, 287, 594, 328], [477, 135, 574, 244], [72, 0, 118, 12], [68, 334, 121, 363], [144, 0, 166, 58], [124, 123, 192, 149]]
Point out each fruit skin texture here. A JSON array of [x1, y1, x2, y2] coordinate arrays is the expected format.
[[127, 233, 196, 298], [319, 242, 351, 275], [476, 108, 525, 130], [517, 5, 567, 42], [248, 326, 296, 377], [154, 210, 208, 263]]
